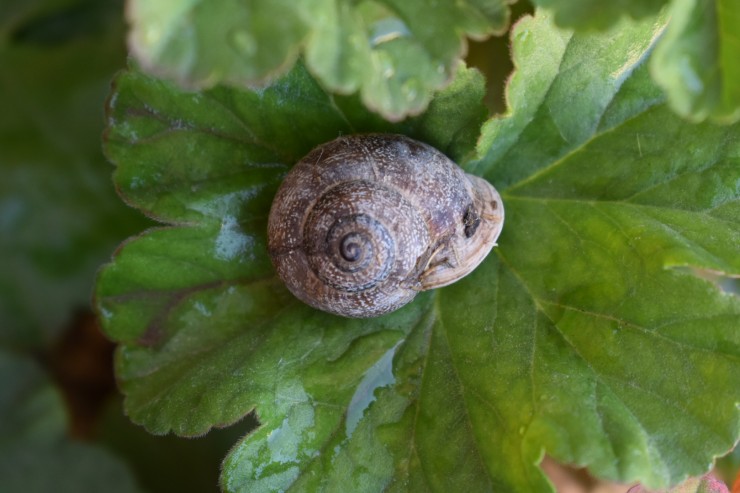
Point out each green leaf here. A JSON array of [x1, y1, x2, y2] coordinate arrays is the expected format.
[[97, 10, 740, 493], [98, 61, 486, 434], [472, 11, 740, 489], [0, 0, 152, 349], [104, 62, 486, 226], [126, 0, 508, 121], [0, 350, 140, 492], [528, 0, 668, 30], [471, 11, 667, 186], [527, 0, 740, 124], [650, 0, 740, 124]]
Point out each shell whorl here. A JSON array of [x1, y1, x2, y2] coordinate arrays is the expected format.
[[267, 134, 504, 318]]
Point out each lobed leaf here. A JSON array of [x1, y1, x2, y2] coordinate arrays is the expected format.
[[125, 0, 508, 121], [97, 10, 740, 493], [104, 62, 487, 226], [98, 61, 487, 436], [472, 12, 740, 489]]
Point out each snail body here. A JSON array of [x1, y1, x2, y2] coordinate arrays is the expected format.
[[267, 134, 504, 318]]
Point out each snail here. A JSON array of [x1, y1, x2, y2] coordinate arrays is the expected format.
[[267, 134, 504, 318]]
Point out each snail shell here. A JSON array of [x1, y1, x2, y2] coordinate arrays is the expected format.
[[267, 134, 504, 318]]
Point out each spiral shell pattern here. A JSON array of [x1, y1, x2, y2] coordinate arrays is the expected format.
[[267, 134, 504, 318]]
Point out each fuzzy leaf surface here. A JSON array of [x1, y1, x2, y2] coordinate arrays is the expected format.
[[126, 0, 509, 121], [98, 11, 740, 493]]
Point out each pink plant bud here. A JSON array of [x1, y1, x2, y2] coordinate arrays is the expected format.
[[627, 475, 729, 493]]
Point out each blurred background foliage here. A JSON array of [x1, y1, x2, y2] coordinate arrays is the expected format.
[[0, 1, 736, 492], [0, 0, 253, 491]]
